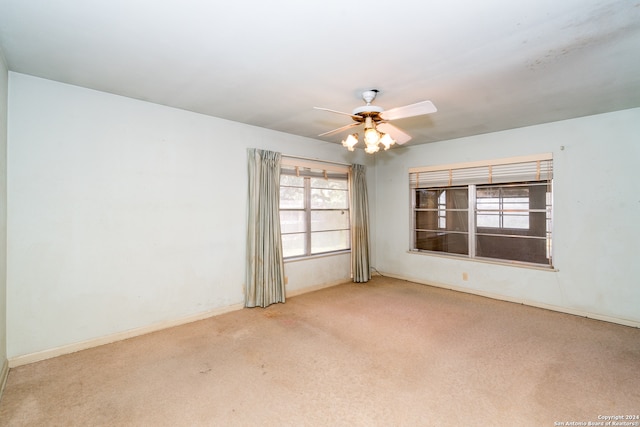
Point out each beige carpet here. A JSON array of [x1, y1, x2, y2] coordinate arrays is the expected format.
[[1, 276, 638, 426]]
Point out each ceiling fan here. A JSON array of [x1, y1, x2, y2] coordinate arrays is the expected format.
[[314, 89, 437, 153]]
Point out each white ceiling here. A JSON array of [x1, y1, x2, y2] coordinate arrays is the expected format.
[[1, 0, 639, 148]]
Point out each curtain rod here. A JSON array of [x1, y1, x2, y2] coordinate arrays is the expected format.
[[282, 154, 351, 167]]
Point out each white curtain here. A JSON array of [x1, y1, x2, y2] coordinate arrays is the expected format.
[[245, 148, 286, 307], [350, 164, 371, 283]]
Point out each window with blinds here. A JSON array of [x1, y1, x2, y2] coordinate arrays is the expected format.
[[409, 154, 554, 267], [280, 158, 350, 258]]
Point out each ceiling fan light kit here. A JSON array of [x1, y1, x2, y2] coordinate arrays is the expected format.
[[341, 134, 359, 151], [316, 89, 437, 154]]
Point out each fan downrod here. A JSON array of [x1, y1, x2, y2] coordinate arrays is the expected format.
[[362, 89, 379, 105]]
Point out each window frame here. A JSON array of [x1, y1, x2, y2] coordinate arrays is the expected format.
[[279, 158, 351, 260], [409, 154, 554, 269]]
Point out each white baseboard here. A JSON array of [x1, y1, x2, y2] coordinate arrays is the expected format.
[[286, 279, 350, 298], [380, 272, 640, 329], [7, 280, 352, 369], [15, 273, 631, 370], [8, 303, 245, 368]]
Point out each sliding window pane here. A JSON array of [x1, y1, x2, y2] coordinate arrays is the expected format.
[[415, 231, 468, 255], [477, 185, 531, 230], [443, 211, 468, 232], [415, 210, 440, 231], [310, 178, 348, 190], [280, 211, 305, 233], [282, 233, 305, 258], [280, 164, 350, 259], [415, 189, 440, 209], [502, 192, 529, 229], [476, 235, 548, 264], [476, 187, 500, 228], [503, 212, 529, 229], [415, 187, 468, 234], [311, 230, 349, 254], [415, 211, 468, 232], [311, 210, 349, 232], [477, 212, 500, 228], [280, 187, 304, 209], [311, 188, 348, 209], [444, 188, 469, 209], [280, 175, 304, 187]]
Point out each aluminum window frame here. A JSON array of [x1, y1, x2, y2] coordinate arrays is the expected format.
[[410, 154, 554, 269], [279, 166, 351, 259]]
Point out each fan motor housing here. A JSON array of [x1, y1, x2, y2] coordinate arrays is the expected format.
[[352, 105, 384, 119]]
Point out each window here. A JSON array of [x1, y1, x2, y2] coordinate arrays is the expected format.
[[411, 154, 553, 267], [280, 159, 350, 258]]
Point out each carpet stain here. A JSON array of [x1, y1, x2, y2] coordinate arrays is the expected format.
[[262, 311, 282, 318]]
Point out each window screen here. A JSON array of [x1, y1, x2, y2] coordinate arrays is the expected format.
[[410, 154, 553, 267]]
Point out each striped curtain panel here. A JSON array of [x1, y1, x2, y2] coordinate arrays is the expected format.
[[350, 164, 371, 283], [245, 148, 286, 307]]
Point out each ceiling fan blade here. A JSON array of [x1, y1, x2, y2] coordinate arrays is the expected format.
[[377, 123, 412, 145], [318, 122, 360, 137], [379, 100, 437, 121], [314, 106, 362, 120]]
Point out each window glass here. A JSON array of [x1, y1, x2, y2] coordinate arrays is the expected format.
[[415, 231, 469, 255], [310, 177, 348, 190], [280, 186, 304, 209], [281, 233, 305, 258], [280, 211, 305, 233], [311, 210, 349, 232], [412, 179, 552, 267], [477, 185, 530, 230], [281, 175, 304, 187], [415, 188, 469, 233], [311, 187, 348, 209], [311, 230, 350, 254], [280, 166, 350, 258]]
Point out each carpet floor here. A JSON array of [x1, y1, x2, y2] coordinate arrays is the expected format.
[[1, 276, 638, 426]]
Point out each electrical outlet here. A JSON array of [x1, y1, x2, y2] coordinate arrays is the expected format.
[[284, 276, 288, 285], [462, 272, 469, 281]]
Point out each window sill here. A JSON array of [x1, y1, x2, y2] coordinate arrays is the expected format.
[[284, 250, 351, 264], [407, 250, 558, 272]]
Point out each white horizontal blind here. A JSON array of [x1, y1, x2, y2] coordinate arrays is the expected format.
[[409, 153, 553, 188]]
